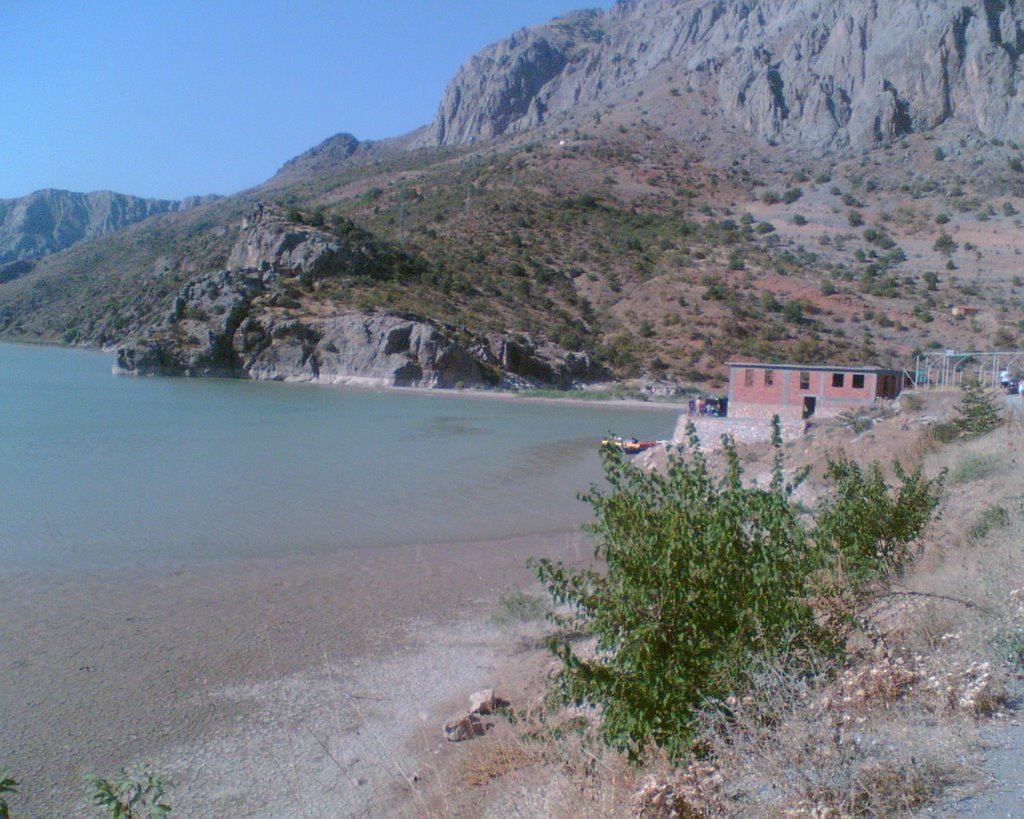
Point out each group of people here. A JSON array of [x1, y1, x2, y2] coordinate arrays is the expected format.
[[687, 396, 727, 416], [999, 369, 1024, 395]]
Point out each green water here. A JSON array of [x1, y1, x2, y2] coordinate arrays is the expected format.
[[0, 343, 679, 572]]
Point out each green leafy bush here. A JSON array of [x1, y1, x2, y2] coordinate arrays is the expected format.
[[532, 421, 943, 761], [89, 768, 170, 819], [532, 422, 828, 760], [813, 459, 943, 586], [933, 233, 958, 256]]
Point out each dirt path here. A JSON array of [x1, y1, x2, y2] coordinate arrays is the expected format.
[[926, 690, 1024, 817], [965, 720, 1024, 816]]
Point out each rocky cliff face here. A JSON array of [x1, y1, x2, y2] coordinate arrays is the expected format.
[[115, 205, 606, 390], [0, 188, 212, 266], [422, 0, 1024, 151]]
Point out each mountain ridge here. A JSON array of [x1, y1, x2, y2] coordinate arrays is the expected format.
[[0, 187, 216, 267], [420, 0, 1024, 153]]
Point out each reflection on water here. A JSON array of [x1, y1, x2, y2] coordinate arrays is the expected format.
[[0, 344, 679, 572], [499, 436, 597, 484], [406, 414, 487, 440]]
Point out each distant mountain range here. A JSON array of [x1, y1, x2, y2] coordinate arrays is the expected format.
[[0, 188, 214, 266]]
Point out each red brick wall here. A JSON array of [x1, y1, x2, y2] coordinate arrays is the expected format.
[[728, 366, 894, 419], [729, 366, 802, 408], [789, 369, 824, 405], [822, 370, 877, 402]]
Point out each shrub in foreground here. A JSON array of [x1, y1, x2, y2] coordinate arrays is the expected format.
[[532, 421, 830, 760], [533, 419, 943, 760]]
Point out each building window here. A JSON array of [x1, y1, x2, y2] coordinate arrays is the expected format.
[[764, 369, 774, 386], [744, 369, 754, 387], [832, 373, 845, 388], [852, 373, 865, 389], [799, 371, 810, 390]]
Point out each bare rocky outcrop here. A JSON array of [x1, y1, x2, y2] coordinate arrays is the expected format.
[[0, 188, 214, 267], [420, 0, 1024, 151], [242, 311, 489, 388], [225, 203, 351, 281], [114, 205, 607, 390]]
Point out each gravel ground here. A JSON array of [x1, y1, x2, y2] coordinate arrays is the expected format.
[[0, 530, 591, 816]]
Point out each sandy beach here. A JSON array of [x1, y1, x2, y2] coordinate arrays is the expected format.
[[0, 529, 593, 816]]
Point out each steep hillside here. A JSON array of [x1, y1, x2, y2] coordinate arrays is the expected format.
[[0, 188, 212, 267], [422, 0, 1024, 152]]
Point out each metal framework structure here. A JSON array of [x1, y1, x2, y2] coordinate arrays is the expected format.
[[912, 350, 1024, 389]]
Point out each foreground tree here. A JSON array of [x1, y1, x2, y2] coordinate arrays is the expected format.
[[533, 419, 943, 760]]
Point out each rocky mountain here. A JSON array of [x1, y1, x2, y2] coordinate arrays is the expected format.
[[423, 0, 1024, 152], [0, 188, 212, 267], [267, 133, 378, 187], [115, 204, 606, 388]]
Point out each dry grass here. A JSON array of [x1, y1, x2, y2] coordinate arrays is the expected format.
[[458, 735, 546, 787], [441, 709, 643, 817], [689, 659, 980, 817]]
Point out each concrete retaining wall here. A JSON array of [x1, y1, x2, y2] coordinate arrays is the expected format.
[[672, 415, 804, 450]]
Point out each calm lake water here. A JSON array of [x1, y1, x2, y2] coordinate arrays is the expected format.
[[0, 343, 679, 572]]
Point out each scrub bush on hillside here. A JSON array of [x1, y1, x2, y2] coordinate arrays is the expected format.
[[953, 381, 1002, 438], [532, 418, 943, 761]]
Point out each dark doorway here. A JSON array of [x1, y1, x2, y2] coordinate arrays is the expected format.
[[802, 396, 817, 419]]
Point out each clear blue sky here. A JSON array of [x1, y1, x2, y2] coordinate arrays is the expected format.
[[1, 1, 615, 201]]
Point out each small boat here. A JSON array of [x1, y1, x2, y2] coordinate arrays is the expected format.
[[601, 436, 658, 454]]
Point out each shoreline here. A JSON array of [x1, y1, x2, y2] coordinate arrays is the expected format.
[[0, 337, 696, 411], [142, 365, 696, 412], [1, 530, 593, 816]]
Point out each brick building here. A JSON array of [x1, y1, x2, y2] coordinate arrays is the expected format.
[[726, 362, 903, 421]]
